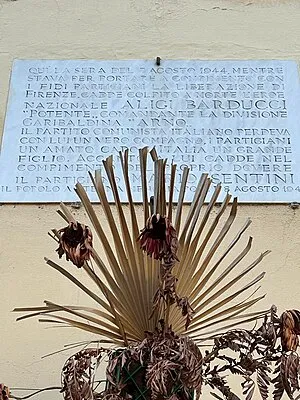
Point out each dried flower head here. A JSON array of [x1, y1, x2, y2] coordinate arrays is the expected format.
[[138, 214, 178, 261], [0, 384, 9, 400], [56, 221, 93, 268]]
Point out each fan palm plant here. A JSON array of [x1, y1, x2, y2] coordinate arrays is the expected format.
[[14, 147, 270, 400]]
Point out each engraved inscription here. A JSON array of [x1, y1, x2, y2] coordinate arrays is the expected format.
[[1, 60, 300, 202]]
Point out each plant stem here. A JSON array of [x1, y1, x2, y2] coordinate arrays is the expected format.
[[165, 296, 171, 332], [10, 387, 61, 399]]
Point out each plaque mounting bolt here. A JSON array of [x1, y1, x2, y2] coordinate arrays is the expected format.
[[71, 202, 82, 209], [156, 57, 161, 66], [289, 202, 299, 210]]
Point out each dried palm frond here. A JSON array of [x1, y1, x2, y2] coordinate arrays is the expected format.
[[14, 147, 269, 345]]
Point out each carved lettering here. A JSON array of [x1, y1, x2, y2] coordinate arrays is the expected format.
[[1, 60, 300, 202]]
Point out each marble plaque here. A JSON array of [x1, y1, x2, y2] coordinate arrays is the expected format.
[[1, 59, 300, 203]]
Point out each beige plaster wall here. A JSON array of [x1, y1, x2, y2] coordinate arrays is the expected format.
[[1, 0, 300, 399]]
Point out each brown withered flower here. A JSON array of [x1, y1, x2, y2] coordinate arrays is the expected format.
[[56, 221, 93, 268], [0, 384, 9, 400], [280, 309, 300, 351], [137, 214, 178, 262]]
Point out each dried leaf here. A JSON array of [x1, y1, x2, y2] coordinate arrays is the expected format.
[[281, 310, 300, 351], [0, 385, 9, 400], [61, 348, 103, 400], [256, 363, 271, 400]]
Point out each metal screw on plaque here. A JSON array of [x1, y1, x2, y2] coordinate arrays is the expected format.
[[156, 57, 161, 66], [289, 202, 300, 210], [71, 202, 82, 209]]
